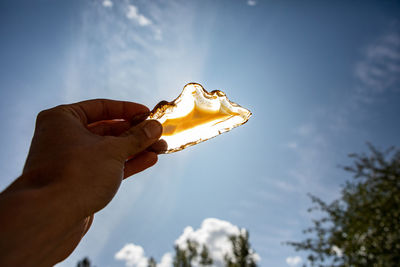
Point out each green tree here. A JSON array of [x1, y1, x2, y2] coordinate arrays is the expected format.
[[287, 145, 400, 266], [77, 257, 92, 267], [224, 230, 258, 267], [173, 240, 199, 267], [199, 244, 213, 266], [148, 257, 157, 267]]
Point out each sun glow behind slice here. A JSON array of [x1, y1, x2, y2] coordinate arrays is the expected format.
[[149, 83, 252, 153]]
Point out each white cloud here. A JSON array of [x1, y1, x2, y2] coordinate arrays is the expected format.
[[247, 0, 257, 6], [286, 256, 302, 267], [355, 30, 400, 97], [115, 243, 148, 267], [115, 249, 172, 267], [175, 218, 260, 266], [115, 218, 260, 267], [175, 218, 242, 266], [126, 4, 152, 26], [158, 253, 173, 267], [102, 0, 113, 8]]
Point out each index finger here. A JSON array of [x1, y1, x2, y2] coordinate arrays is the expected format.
[[68, 99, 150, 124]]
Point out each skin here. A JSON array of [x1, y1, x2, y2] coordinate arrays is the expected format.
[[0, 99, 165, 266]]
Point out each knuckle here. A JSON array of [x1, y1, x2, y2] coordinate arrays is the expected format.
[[36, 105, 68, 122], [36, 109, 56, 125], [36, 109, 52, 121]]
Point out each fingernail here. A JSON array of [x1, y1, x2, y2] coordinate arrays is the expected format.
[[143, 120, 162, 139]]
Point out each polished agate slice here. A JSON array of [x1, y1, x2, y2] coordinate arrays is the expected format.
[[148, 83, 251, 153]]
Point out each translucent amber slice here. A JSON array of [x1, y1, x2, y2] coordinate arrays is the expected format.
[[148, 83, 252, 153]]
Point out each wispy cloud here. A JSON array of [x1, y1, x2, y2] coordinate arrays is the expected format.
[[59, 1, 215, 264], [115, 218, 260, 267], [247, 0, 257, 6], [296, 123, 315, 137], [126, 4, 152, 26], [102, 0, 113, 8], [286, 256, 302, 267], [355, 27, 400, 101], [282, 28, 400, 199], [280, 24, 400, 267], [64, 0, 212, 104], [283, 122, 334, 196]]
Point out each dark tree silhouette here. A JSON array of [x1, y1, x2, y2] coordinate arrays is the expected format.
[[170, 231, 257, 267], [224, 230, 258, 267], [148, 257, 157, 267], [287, 144, 400, 266], [77, 257, 92, 267], [199, 244, 213, 266], [173, 240, 199, 267]]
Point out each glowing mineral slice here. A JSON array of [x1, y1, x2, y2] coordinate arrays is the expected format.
[[148, 83, 252, 153]]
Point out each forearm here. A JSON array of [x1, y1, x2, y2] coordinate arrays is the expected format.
[[0, 99, 162, 265], [0, 174, 83, 266]]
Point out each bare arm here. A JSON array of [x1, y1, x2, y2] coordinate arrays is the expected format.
[[0, 99, 163, 266]]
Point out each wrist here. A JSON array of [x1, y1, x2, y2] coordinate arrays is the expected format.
[[0, 174, 82, 266]]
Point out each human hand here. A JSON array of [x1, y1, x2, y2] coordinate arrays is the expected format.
[[0, 99, 163, 266]]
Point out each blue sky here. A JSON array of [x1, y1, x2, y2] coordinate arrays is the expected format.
[[1, 0, 400, 266]]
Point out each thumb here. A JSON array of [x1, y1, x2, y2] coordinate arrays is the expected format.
[[109, 120, 163, 159]]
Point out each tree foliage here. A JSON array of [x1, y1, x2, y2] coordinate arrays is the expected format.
[[287, 144, 400, 266], [148, 257, 157, 267], [78, 229, 257, 267], [173, 239, 213, 267], [199, 245, 213, 266], [77, 257, 92, 267], [171, 230, 257, 267], [224, 230, 257, 267]]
